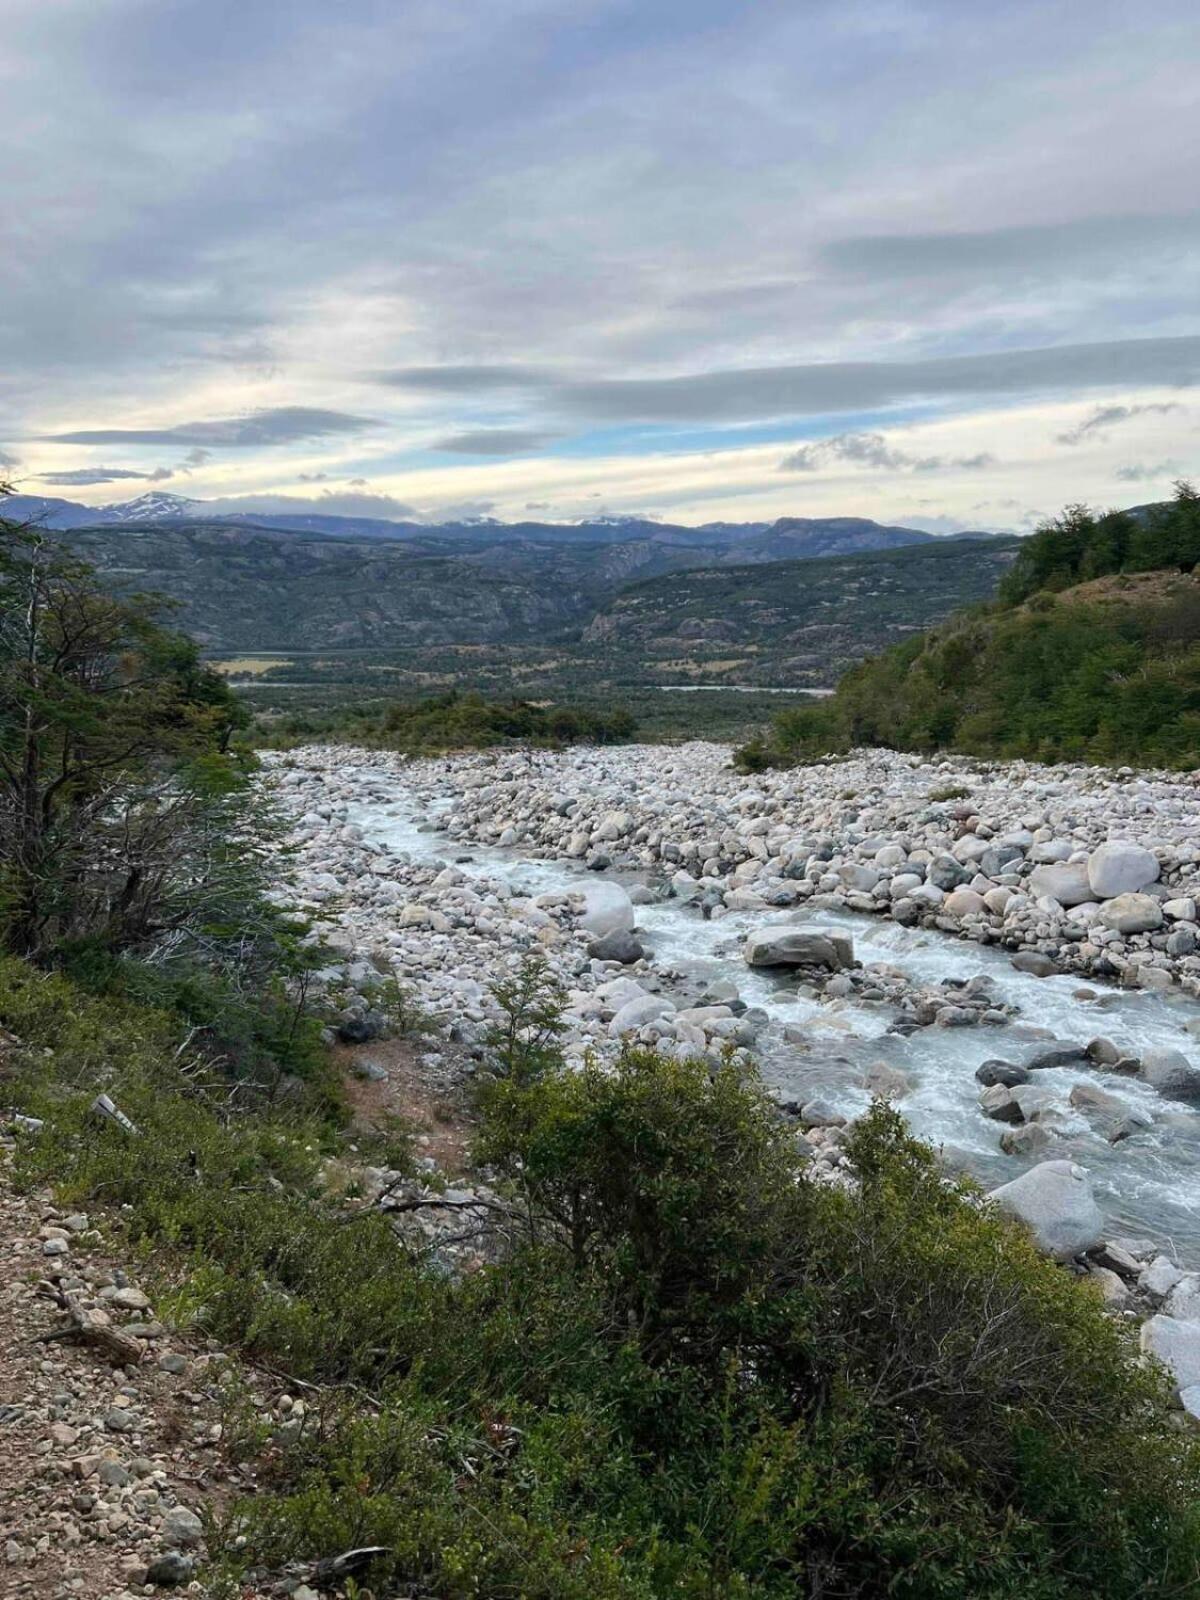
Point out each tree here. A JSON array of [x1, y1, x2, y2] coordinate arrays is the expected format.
[[0, 493, 251, 960]]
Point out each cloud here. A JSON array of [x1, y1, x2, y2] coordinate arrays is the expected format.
[[555, 338, 1200, 426], [432, 428, 558, 456], [185, 489, 419, 522], [382, 364, 552, 393], [181, 448, 213, 469], [298, 471, 329, 482], [1114, 462, 1181, 483], [1057, 401, 1183, 445], [780, 431, 997, 474], [44, 407, 377, 448], [821, 214, 1200, 283], [37, 465, 173, 486]]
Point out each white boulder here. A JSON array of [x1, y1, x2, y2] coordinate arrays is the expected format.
[[1138, 1047, 1200, 1102], [578, 881, 636, 938], [988, 1160, 1104, 1260], [1141, 1316, 1200, 1392], [1096, 893, 1164, 934], [1087, 842, 1160, 900], [1028, 862, 1093, 908]]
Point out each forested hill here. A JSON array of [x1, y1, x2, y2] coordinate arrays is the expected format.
[[742, 485, 1200, 771], [585, 536, 1020, 684]]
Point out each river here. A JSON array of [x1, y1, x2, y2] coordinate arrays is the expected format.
[[346, 782, 1200, 1260]]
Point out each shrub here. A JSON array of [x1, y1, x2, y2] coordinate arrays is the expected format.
[[8, 955, 1200, 1597]]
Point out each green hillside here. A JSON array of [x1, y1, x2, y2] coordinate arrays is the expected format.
[[742, 485, 1200, 771], [585, 535, 1020, 683]]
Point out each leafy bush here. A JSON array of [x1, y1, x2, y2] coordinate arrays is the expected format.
[[8, 955, 1200, 1598], [259, 690, 638, 752], [741, 485, 1200, 770]]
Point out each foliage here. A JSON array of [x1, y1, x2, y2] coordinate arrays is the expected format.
[[258, 690, 637, 753], [999, 482, 1200, 604], [0, 499, 254, 960], [743, 485, 1200, 770], [8, 952, 1200, 1598], [378, 690, 637, 751]]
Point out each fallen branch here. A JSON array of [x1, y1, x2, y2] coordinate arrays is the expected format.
[[36, 1284, 145, 1366]]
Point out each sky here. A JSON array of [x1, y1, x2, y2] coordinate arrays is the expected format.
[[2, 0, 1198, 532]]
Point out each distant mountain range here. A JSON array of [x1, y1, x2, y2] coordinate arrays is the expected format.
[[1, 488, 1012, 656], [3, 487, 999, 554]]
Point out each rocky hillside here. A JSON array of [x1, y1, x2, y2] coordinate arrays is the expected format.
[[36, 516, 1010, 654], [745, 495, 1200, 768], [585, 536, 1020, 679]]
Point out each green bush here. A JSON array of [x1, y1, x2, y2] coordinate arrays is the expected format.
[[7, 955, 1200, 1598], [258, 690, 638, 753]]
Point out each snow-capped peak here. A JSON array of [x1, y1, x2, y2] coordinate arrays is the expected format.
[[103, 491, 204, 521]]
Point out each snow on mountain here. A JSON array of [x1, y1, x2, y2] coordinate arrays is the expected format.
[[102, 491, 206, 521]]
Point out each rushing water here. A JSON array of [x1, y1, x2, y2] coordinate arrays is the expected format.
[[348, 783, 1200, 1261]]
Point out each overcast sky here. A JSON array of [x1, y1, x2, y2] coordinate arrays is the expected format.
[[2, 0, 1198, 529]]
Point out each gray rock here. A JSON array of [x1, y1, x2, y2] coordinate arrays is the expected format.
[[999, 1123, 1054, 1157], [144, 1553, 195, 1588], [609, 995, 673, 1037], [1026, 1044, 1089, 1070], [976, 1059, 1030, 1088], [944, 887, 988, 918], [988, 1160, 1104, 1260], [862, 1061, 910, 1100], [1087, 842, 1160, 900], [799, 1098, 847, 1128], [744, 929, 853, 970], [1085, 1037, 1121, 1066], [1010, 951, 1057, 977], [1138, 1047, 1200, 1102], [578, 880, 635, 937], [980, 842, 1026, 877], [1165, 1275, 1200, 1321], [1096, 893, 1164, 934], [1068, 1082, 1128, 1118], [1140, 1255, 1183, 1298], [1087, 1266, 1129, 1306], [1029, 862, 1092, 907], [1141, 1316, 1200, 1391], [927, 854, 971, 891], [980, 1085, 1024, 1123], [586, 930, 645, 964], [161, 1506, 204, 1548]]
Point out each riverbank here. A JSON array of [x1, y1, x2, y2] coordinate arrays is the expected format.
[[263, 742, 1200, 1248]]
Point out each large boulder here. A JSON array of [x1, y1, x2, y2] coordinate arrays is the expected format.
[[988, 1161, 1104, 1261], [944, 888, 988, 918], [1138, 1047, 1200, 1102], [609, 994, 674, 1037], [1010, 950, 1057, 977], [1029, 862, 1093, 908], [1087, 842, 1160, 900], [744, 929, 853, 970], [1096, 893, 1164, 934], [927, 854, 971, 891], [1140, 1316, 1200, 1392], [976, 1059, 1030, 1088], [587, 929, 645, 964], [577, 881, 636, 938]]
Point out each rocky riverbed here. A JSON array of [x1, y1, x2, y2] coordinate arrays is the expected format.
[[263, 741, 1200, 1407]]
